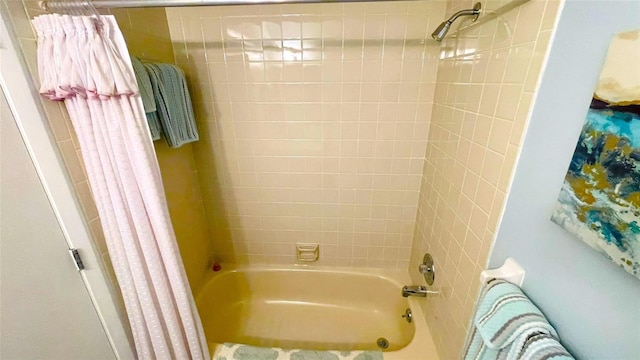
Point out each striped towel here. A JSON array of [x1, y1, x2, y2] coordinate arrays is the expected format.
[[130, 57, 162, 140], [143, 62, 199, 148], [463, 280, 574, 360], [519, 333, 575, 360]]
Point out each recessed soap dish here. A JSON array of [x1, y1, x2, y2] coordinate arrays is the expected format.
[[296, 243, 319, 262]]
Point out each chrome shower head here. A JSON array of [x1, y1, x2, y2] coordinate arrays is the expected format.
[[431, 2, 482, 42], [431, 21, 452, 42]]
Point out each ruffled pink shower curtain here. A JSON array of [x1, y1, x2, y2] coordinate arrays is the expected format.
[[31, 14, 209, 360]]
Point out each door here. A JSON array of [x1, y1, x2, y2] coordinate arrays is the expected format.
[[0, 88, 116, 359]]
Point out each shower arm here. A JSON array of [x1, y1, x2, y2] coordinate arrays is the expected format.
[[431, 2, 482, 42], [444, 6, 482, 26]]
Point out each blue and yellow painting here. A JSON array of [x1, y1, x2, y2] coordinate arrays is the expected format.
[[551, 30, 640, 280]]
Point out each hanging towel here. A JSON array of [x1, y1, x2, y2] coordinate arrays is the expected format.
[[463, 280, 574, 360], [130, 57, 162, 140], [144, 62, 199, 148], [518, 333, 576, 360], [215, 343, 383, 360]]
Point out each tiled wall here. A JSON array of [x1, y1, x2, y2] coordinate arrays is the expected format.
[[110, 8, 213, 291], [408, 0, 560, 358], [166, 2, 445, 267]]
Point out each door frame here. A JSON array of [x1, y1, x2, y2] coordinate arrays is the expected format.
[[0, 10, 136, 360]]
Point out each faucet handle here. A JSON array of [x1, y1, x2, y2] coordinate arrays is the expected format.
[[419, 253, 435, 285]]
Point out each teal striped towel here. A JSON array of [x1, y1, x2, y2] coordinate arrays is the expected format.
[[518, 333, 575, 360], [463, 280, 574, 360], [215, 343, 382, 360], [130, 57, 161, 140], [143, 62, 198, 148]]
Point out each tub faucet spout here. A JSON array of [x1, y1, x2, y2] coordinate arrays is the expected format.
[[402, 285, 438, 297]]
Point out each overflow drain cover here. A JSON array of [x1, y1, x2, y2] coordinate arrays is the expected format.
[[376, 337, 389, 349]]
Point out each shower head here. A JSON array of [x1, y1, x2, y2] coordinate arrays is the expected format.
[[431, 2, 482, 42], [431, 21, 452, 42]]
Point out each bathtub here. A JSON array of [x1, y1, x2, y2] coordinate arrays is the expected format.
[[195, 265, 439, 359]]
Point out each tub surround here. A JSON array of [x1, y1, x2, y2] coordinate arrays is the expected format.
[[166, 1, 445, 268], [409, 0, 561, 358]]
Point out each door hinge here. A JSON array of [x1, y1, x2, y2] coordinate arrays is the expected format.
[[69, 248, 85, 271]]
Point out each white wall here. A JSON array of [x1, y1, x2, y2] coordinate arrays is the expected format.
[[490, 1, 640, 359]]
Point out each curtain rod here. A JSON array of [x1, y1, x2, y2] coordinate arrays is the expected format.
[[40, 0, 425, 11]]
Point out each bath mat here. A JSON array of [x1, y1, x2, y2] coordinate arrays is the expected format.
[[215, 343, 383, 360]]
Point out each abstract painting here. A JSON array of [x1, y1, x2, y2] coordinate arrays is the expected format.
[[551, 29, 640, 280]]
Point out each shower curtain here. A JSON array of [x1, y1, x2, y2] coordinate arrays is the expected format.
[[31, 14, 209, 360]]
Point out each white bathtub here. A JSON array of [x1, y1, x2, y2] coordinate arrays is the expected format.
[[195, 265, 439, 359]]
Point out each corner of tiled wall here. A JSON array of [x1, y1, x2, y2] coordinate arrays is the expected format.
[[109, 6, 215, 292], [408, 0, 561, 358]]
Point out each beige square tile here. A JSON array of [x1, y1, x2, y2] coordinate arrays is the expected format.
[[73, 180, 99, 221], [466, 143, 485, 175], [495, 84, 523, 120], [472, 115, 492, 145], [484, 49, 508, 83], [478, 84, 499, 116], [475, 178, 496, 214], [480, 150, 504, 186], [58, 140, 87, 184], [488, 118, 513, 155], [512, 1, 545, 44], [461, 171, 479, 199]]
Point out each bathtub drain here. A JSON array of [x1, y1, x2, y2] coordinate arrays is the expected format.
[[376, 337, 389, 349]]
